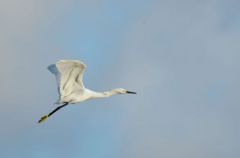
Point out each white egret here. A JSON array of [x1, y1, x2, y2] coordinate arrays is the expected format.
[[38, 60, 136, 123]]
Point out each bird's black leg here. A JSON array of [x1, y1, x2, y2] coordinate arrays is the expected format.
[[38, 102, 69, 123], [48, 102, 69, 117]]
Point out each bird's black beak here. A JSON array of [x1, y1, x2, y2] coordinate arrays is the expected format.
[[126, 91, 137, 94]]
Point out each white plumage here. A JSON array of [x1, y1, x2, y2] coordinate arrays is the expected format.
[[38, 60, 136, 123]]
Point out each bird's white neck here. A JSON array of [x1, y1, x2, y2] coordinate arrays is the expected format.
[[88, 89, 119, 99]]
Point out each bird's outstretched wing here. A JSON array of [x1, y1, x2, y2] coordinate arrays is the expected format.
[[48, 60, 87, 98]]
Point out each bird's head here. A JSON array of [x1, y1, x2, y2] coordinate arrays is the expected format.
[[113, 88, 137, 94]]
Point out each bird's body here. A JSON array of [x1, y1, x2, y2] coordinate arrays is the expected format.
[[38, 60, 136, 123]]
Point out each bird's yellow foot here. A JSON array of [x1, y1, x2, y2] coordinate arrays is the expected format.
[[38, 115, 48, 124]]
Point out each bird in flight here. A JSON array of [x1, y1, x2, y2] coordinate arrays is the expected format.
[[38, 60, 136, 123]]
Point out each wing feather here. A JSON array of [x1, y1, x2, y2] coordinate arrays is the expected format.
[[48, 60, 87, 98]]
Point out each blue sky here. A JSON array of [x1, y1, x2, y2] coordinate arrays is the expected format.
[[0, 0, 240, 158]]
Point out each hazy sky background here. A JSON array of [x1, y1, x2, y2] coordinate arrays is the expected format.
[[0, 0, 240, 158]]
